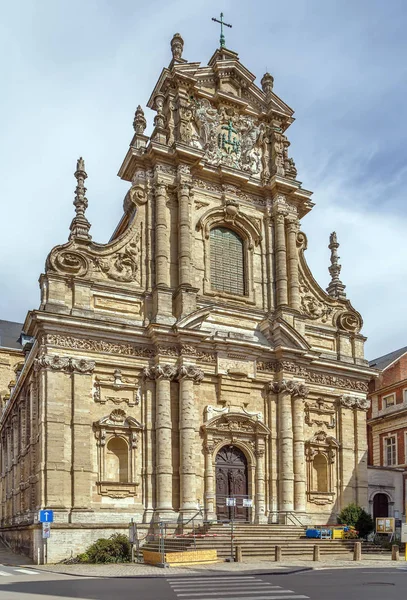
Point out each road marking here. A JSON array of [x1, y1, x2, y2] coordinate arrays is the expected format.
[[14, 569, 39, 575], [168, 577, 257, 582], [170, 583, 276, 588], [172, 597, 309, 600], [174, 591, 296, 598], [0, 571, 11, 577]]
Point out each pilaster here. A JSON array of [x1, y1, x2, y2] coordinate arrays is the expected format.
[[178, 365, 204, 518], [152, 183, 174, 324]]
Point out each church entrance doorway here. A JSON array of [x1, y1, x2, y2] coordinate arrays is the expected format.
[[215, 445, 248, 521], [373, 493, 389, 520]]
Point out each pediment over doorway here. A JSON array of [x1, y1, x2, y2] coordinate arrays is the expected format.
[[202, 412, 270, 438]]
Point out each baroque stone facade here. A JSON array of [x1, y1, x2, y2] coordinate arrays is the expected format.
[[0, 34, 373, 561]]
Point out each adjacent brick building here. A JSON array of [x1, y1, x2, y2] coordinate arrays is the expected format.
[[368, 347, 407, 519]]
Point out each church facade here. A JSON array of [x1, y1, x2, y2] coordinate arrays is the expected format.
[[0, 34, 373, 561]]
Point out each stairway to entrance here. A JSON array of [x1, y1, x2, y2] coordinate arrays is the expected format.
[[141, 523, 390, 560]]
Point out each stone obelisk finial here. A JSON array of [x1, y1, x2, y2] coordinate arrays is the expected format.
[[69, 157, 92, 241], [326, 232, 346, 299]]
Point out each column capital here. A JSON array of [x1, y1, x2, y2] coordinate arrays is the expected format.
[[153, 182, 167, 196], [143, 364, 177, 380], [178, 365, 204, 383], [286, 216, 299, 234], [338, 395, 370, 411], [268, 379, 309, 398]]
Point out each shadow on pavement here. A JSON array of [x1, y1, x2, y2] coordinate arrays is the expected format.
[[0, 576, 170, 599]]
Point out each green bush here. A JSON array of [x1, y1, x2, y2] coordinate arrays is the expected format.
[[337, 503, 374, 539], [78, 534, 131, 563]]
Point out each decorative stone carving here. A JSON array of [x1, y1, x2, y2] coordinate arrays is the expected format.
[[93, 369, 140, 406], [326, 232, 346, 300], [43, 335, 154, 357], [133, 105, 147, 134], [205, 404, 263, 422], [171, 33, 184, 60], [338, 396, 370, 411], [178, 365, 205, 383], [142, 364, 178, 380], [337, 311, 362, 334], [268, 380, 309, 398], [305, 399, 336, 429], [307, 371, 368, 393], [34, 355, 95, 374], [299, 273, 333, 323]]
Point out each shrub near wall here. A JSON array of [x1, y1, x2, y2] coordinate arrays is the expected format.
[[337, 503, 374, 539], [77, 534, 131, 563]]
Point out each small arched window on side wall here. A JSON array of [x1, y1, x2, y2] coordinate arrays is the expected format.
[[210, 227, 245, 296]]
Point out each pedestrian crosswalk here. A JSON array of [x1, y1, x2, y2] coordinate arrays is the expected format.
[[167, 575, 310, 600], [0, 565, 39, 577]]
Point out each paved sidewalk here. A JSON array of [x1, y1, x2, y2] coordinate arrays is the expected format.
[[32, 554, 406, 578]]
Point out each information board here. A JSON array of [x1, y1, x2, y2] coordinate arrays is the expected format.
[[376, 517, 395, 533]]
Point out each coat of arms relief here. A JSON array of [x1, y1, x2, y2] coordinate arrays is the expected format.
[[180, 98, 295, 181]]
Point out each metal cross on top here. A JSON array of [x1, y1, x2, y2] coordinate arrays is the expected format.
[[212, 12, 232, 48]]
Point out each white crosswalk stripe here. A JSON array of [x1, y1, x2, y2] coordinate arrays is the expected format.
[[0, 571, 11, 577], [14, 569, 39, 575], [167, 575, 310, 600]]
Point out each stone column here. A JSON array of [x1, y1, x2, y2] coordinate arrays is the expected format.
[[267, 383, 278, 521], [255, 446, 267, 523], [71, 362, 95, 516], [204, 442, 216, 520], [143, 378, 155, 520], [286, 217, 300, 311], [338, 396, 357, 507], [273, 381, 294, 514], [178, 366, 204, 518], [144, 364, 177, 518], [178, 182, 191, 288], [292, 385, 309, 513], [154, 183, 170, 288], [355, 398, 370, 509], [274, 212, 288, 307]]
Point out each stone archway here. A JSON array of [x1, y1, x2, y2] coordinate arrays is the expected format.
[[215, 445, 248, 521], [373, 493, 389, 520]]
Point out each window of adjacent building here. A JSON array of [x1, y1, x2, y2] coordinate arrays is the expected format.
[[106, 437, 128, 482], [405, 431, 407, 464], [383, 394, 395, 409], [210, 227, 245, 296], [384, 435, 397, 466], [312, 454, 329, 492], [403, 389, 407, 403]]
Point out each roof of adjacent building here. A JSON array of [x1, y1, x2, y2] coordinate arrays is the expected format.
[[369, 346, 407, 371], [0, 320, 23, 350]]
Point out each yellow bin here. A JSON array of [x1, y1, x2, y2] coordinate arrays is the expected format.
[[332, 527, 345, 539]]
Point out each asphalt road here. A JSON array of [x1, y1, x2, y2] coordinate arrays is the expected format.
[[0, 566, 406, 599]]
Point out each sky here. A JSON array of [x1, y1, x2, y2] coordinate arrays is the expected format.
[[0, 0, 406, 360]]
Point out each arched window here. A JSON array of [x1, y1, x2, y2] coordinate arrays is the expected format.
[[106, 437, 128, 483], [210, 227, 245, 295], [313, 454, 328, 492]]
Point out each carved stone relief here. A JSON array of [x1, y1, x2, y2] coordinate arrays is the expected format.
[[93, 369, 140, 406], [34, 355, 95, 374], [305, 399, 336, 429]]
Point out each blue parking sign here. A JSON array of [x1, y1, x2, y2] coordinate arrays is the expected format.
[[39, 510, 54, 523]]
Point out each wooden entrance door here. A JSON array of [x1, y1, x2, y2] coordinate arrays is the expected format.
[[373, 493, 389, 519], [215, 446, 248, 521]]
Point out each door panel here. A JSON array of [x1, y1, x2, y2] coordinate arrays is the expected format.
[[215, 446, 248, 520]]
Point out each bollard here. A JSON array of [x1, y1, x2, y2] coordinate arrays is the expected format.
[[235, 545, 243, 563], [313, 545, 320, 562], [275, 545, 282, 562], [353, 542, 362, 561], [392, 545, 399, 561]]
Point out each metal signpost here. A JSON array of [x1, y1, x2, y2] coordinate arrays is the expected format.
[[38, 510, 53, 565], [401, 523, 407, 561]]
